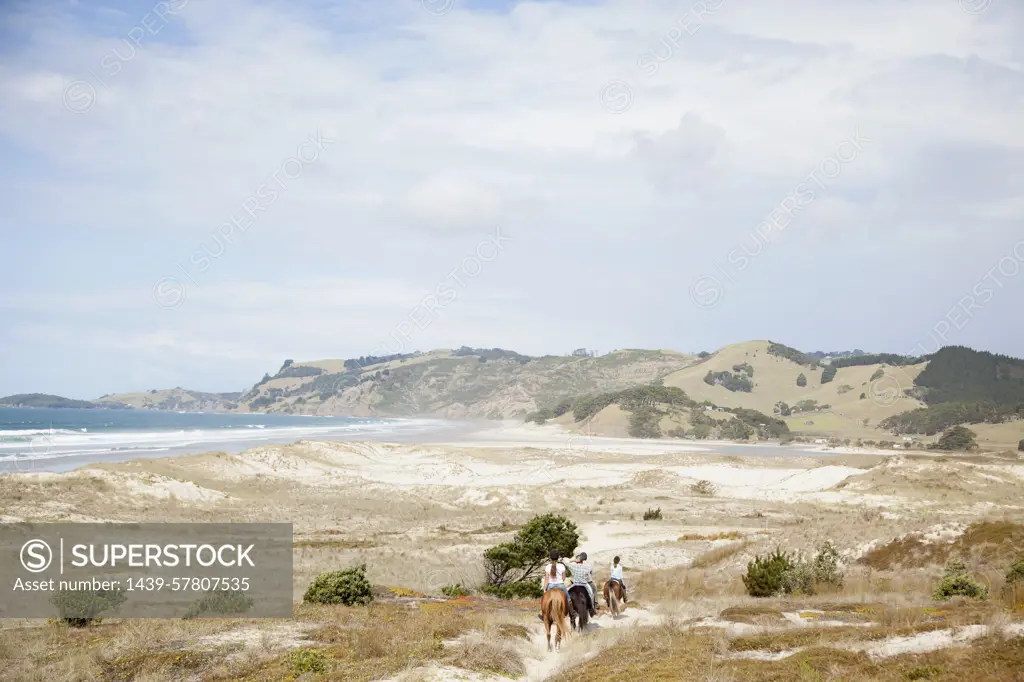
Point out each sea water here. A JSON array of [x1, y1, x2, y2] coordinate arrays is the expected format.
[[0, 407, 458, 472]]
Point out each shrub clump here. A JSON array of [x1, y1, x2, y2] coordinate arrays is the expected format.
[[743, 548, 794, 597], [643, 507, 663, 521], [287, 648, 329, 675], [481, 581, 543, 600], [935, 426, 978, 451], [303, 564, 374, 606], [933, 560, 988, 601], [781, 541, 845, 595], [50, 588, 127, 627], [690, 480, 717, 497], [441, 583, 471, 597], [183, 589, 254, 619], [1018, 439, 1024, 452]]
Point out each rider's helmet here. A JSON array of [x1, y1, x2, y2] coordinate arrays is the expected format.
[[577, 552, 587, 561]]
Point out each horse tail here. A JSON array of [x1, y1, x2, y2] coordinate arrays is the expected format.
[[554, 590, 570, 640]]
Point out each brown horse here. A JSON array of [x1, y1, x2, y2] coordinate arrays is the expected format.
[[540, 588, 570, 651], [603, 579, 623, 617]]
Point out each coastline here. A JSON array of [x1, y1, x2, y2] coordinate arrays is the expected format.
[[0, 416, 915, 474]]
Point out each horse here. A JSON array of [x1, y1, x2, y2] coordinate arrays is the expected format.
[[540, 587, 570, 651], [604, 579, 624, 617], [568, 584, 591, 633]]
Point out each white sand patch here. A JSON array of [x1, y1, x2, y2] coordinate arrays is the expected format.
[[688, 617, 762, 636], [851, 625, 988, 658], [727, 623, 1024, 664], [780, 611, 875, 628]]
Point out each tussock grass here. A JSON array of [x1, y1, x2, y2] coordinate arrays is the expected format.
[[860, 521, 1024, 570], [679, 531, 744, 541], [561, 621, 1024, 681]]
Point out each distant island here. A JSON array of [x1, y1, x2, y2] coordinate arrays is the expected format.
[[0, 393, 109, 409]]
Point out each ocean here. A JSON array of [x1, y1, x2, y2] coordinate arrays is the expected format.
[[0, 407, 460, 473]]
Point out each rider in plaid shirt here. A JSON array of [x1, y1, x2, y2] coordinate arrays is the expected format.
[[567, 553, 597, 617]]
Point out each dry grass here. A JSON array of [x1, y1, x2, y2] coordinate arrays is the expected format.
[[561, 620, 1024, 681], [208, 602, 524, 682], [860, 521, 1024, 570], [690, 541, 752, 570], [679, 531, 744, 541]]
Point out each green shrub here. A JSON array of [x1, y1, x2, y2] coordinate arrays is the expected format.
[[481, 581, 543, 599], [628, 407, 662, 438], [781, 559, 815, 596], [287, 648, 328, 675], [691, 423, 711, 439], [820, 366, 837, 384], [690, 480, 717, 496], [935, 426, 978, 451], [183, 589, 254, 619], [441, 583, 470, 597], [859, 393, 866, 399], [50, 588, 127, 627], [483, 514, 579, 596], [796, 373, 807, 387], [1006, 556, 1024, 587], [906, 665, 944, 680], [870, 368, 884, 382], [643, 507, 663, 521], [743, 549, 794, 597], [812, 540, 844, 588], [932, 560, 988, 601], [303, 564, 374, 606], [1018, 439, 1024, 452]]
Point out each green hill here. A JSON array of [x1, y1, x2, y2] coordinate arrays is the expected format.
[[0, 393, 99, 409]]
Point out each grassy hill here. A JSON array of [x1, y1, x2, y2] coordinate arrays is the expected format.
[[233, 348, 694, 419], [659, 341, 927, 434], [94, 388, 241, 412], [0, 393, 101, 409]]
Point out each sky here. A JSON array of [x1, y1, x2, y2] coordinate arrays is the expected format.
[[1, 0, 1022, 399]]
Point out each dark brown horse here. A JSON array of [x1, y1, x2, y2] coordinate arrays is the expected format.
[[568, 584, 592, 632], [603, 579, 624, 617], [540, 588, 570, 651]]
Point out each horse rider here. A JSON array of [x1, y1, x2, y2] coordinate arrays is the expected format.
[[609, 555, 627, 602], [567, 552, 598, 618], [540, 549, 573, 620]]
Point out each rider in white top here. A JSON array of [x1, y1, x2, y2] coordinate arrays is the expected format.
[[609, 555, 627, 602]]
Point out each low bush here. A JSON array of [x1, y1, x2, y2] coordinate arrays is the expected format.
[[303, 564, 374, 606], [441, 583, 471, 597], [183, 589, 254, 619], [287, 648, 329, 675], [933, 560, 988, 601], [643, 507, 663, 521], [481, 581, 543, 599], [50, 588, 127, 627], [1018, 439, 1024, 452], [779, 541, 844, 596], [743, 548, 794, 597], [690, 480, 717, 497]]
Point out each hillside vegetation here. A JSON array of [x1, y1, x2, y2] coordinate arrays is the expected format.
[[0, 393, 102, 409], [232, 348, 693, 419], [94, 388, 241, 412]]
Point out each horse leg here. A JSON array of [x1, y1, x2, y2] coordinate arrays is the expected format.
[[544, 613, 552, 652]]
